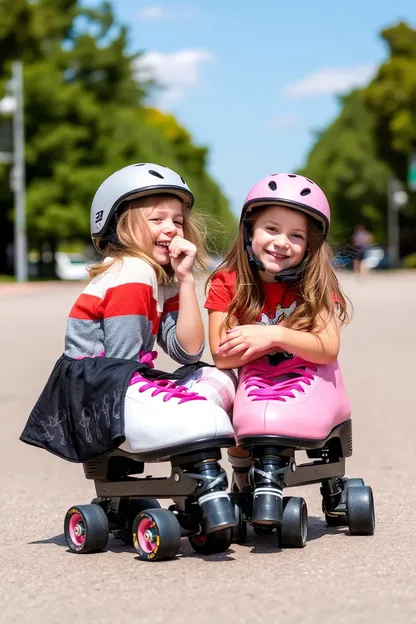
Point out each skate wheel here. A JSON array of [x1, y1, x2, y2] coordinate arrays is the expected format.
[[132, 509, 181, 561], [345, 478, 365, 488], [231, 504, 247, 544], [347, 485, 375, 535], [324, 478, 365, 526], [64, 504, 109, 553], [188, 528, 232, 555], [117, 498, 161, 545], [277, 497, 308, 548]]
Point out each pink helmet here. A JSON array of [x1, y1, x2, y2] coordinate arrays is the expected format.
[[242, 173, 330, 238]]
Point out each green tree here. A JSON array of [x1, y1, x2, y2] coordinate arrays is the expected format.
[[299, 90, 389, 246], [0, 0, 234, 275], [0, 0, 80, 270], [363, 21, 416, 255], [364, 22, 416, 179], [144, 108, 236, 249]]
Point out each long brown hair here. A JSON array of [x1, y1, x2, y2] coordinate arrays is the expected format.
[[89, 194, 209, 284], [207, 206, 350, 330]]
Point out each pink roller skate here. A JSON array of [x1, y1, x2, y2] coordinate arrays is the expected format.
[[231, 357, 375, 548]]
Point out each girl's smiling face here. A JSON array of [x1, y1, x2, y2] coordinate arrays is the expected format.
[[135, 197, 185, 265], [250, 205, 308, 281]]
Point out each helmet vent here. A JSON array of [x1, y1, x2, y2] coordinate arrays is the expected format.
[[288, 174, 297, 178], [180, 176, 186, 184], [134, 163, 145, 166], [300, 188, 311, 196], [149, 169, 164, 179], [268, 181, 277, 191], [305, 178, 314, 184]]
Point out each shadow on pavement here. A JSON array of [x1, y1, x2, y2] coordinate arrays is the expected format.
[[307, 515, 349, 540], [237, 515, 348, 555], [30, 532, 237, 562], [30, 532, 138, 554], [29, 515, 349, 560], [30, 533, 68, 547]]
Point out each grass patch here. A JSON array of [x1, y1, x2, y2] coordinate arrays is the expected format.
[[0, 275, 16, 283]]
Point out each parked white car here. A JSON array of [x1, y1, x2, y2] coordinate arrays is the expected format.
[[55, 252, 89, 281]]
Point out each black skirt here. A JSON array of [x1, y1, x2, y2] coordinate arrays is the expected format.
[[20, 354, 209, 463]]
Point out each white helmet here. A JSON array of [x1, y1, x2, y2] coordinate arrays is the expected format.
[[90, 163, 194, 246]]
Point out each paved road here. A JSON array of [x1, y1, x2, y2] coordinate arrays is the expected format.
[[1, 272, 415, 623]]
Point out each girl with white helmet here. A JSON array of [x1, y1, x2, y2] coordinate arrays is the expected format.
[[205, 173, 351, 490], [21, 163, 236, 461]]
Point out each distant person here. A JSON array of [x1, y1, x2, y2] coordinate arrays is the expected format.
[[352, 224, 373, 274], [20, 163, 236, 462]]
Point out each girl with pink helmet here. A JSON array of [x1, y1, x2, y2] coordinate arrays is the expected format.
[[205, 173, 351, 496]]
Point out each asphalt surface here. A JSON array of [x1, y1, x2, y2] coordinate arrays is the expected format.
[[1, 272, 415, 623]]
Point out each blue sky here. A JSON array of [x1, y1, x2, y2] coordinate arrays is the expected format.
[[87, 0, 415, 215]]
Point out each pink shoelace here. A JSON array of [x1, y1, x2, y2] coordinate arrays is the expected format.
[[130, 351, 207, 404], [243, 357, 318, 402]]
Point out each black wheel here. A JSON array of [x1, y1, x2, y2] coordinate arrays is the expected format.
[[277, 497, 308, 548], [232, 504, 247, 544], [64, 504, 109, 553], [345, 478, 365, 487], [117, 498, 161, 545], [324, 478, 365, 526], [347, 485, 375, 535], [132, 508, 181, 561], [188, 528, 233, 555], [253, 524, 274, 536]]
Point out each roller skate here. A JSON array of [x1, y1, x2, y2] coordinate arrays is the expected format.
[[230, 356, 375, 548], [64, 375, 238, 561]]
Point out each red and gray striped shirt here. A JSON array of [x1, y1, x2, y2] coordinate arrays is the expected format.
[[64, 256, 203, 364]]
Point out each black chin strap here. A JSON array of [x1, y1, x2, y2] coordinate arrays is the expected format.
[[272, 257, 307, 284], [243, 219, 306, 284]]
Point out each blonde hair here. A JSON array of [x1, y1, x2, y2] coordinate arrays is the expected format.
[[89, 194, 209, 284], [207, 207, 350, 330]]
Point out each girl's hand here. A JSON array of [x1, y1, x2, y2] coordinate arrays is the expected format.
[[169, 236, 197, 282], [216, 324, 278, 361]]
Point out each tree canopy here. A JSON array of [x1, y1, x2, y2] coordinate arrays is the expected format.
[[300, 21, 416, 256], [2, 8, 416, 271], [0, 0, 235, 273], [298, 89, 389, 245]]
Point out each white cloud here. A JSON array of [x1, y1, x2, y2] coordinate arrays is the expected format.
[[268, 114, 299, 128], [135, 49, 213, 108], [284, 64, 377, 98], [138, 5, 204, 21], [138, 6, 167, 20]]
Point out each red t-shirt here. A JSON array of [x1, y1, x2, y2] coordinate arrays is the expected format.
[[205, 270, 299, 326]]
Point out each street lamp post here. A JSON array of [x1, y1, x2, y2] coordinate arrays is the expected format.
[[387, 176, 407, 269], [11, 61, 28, 283]]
